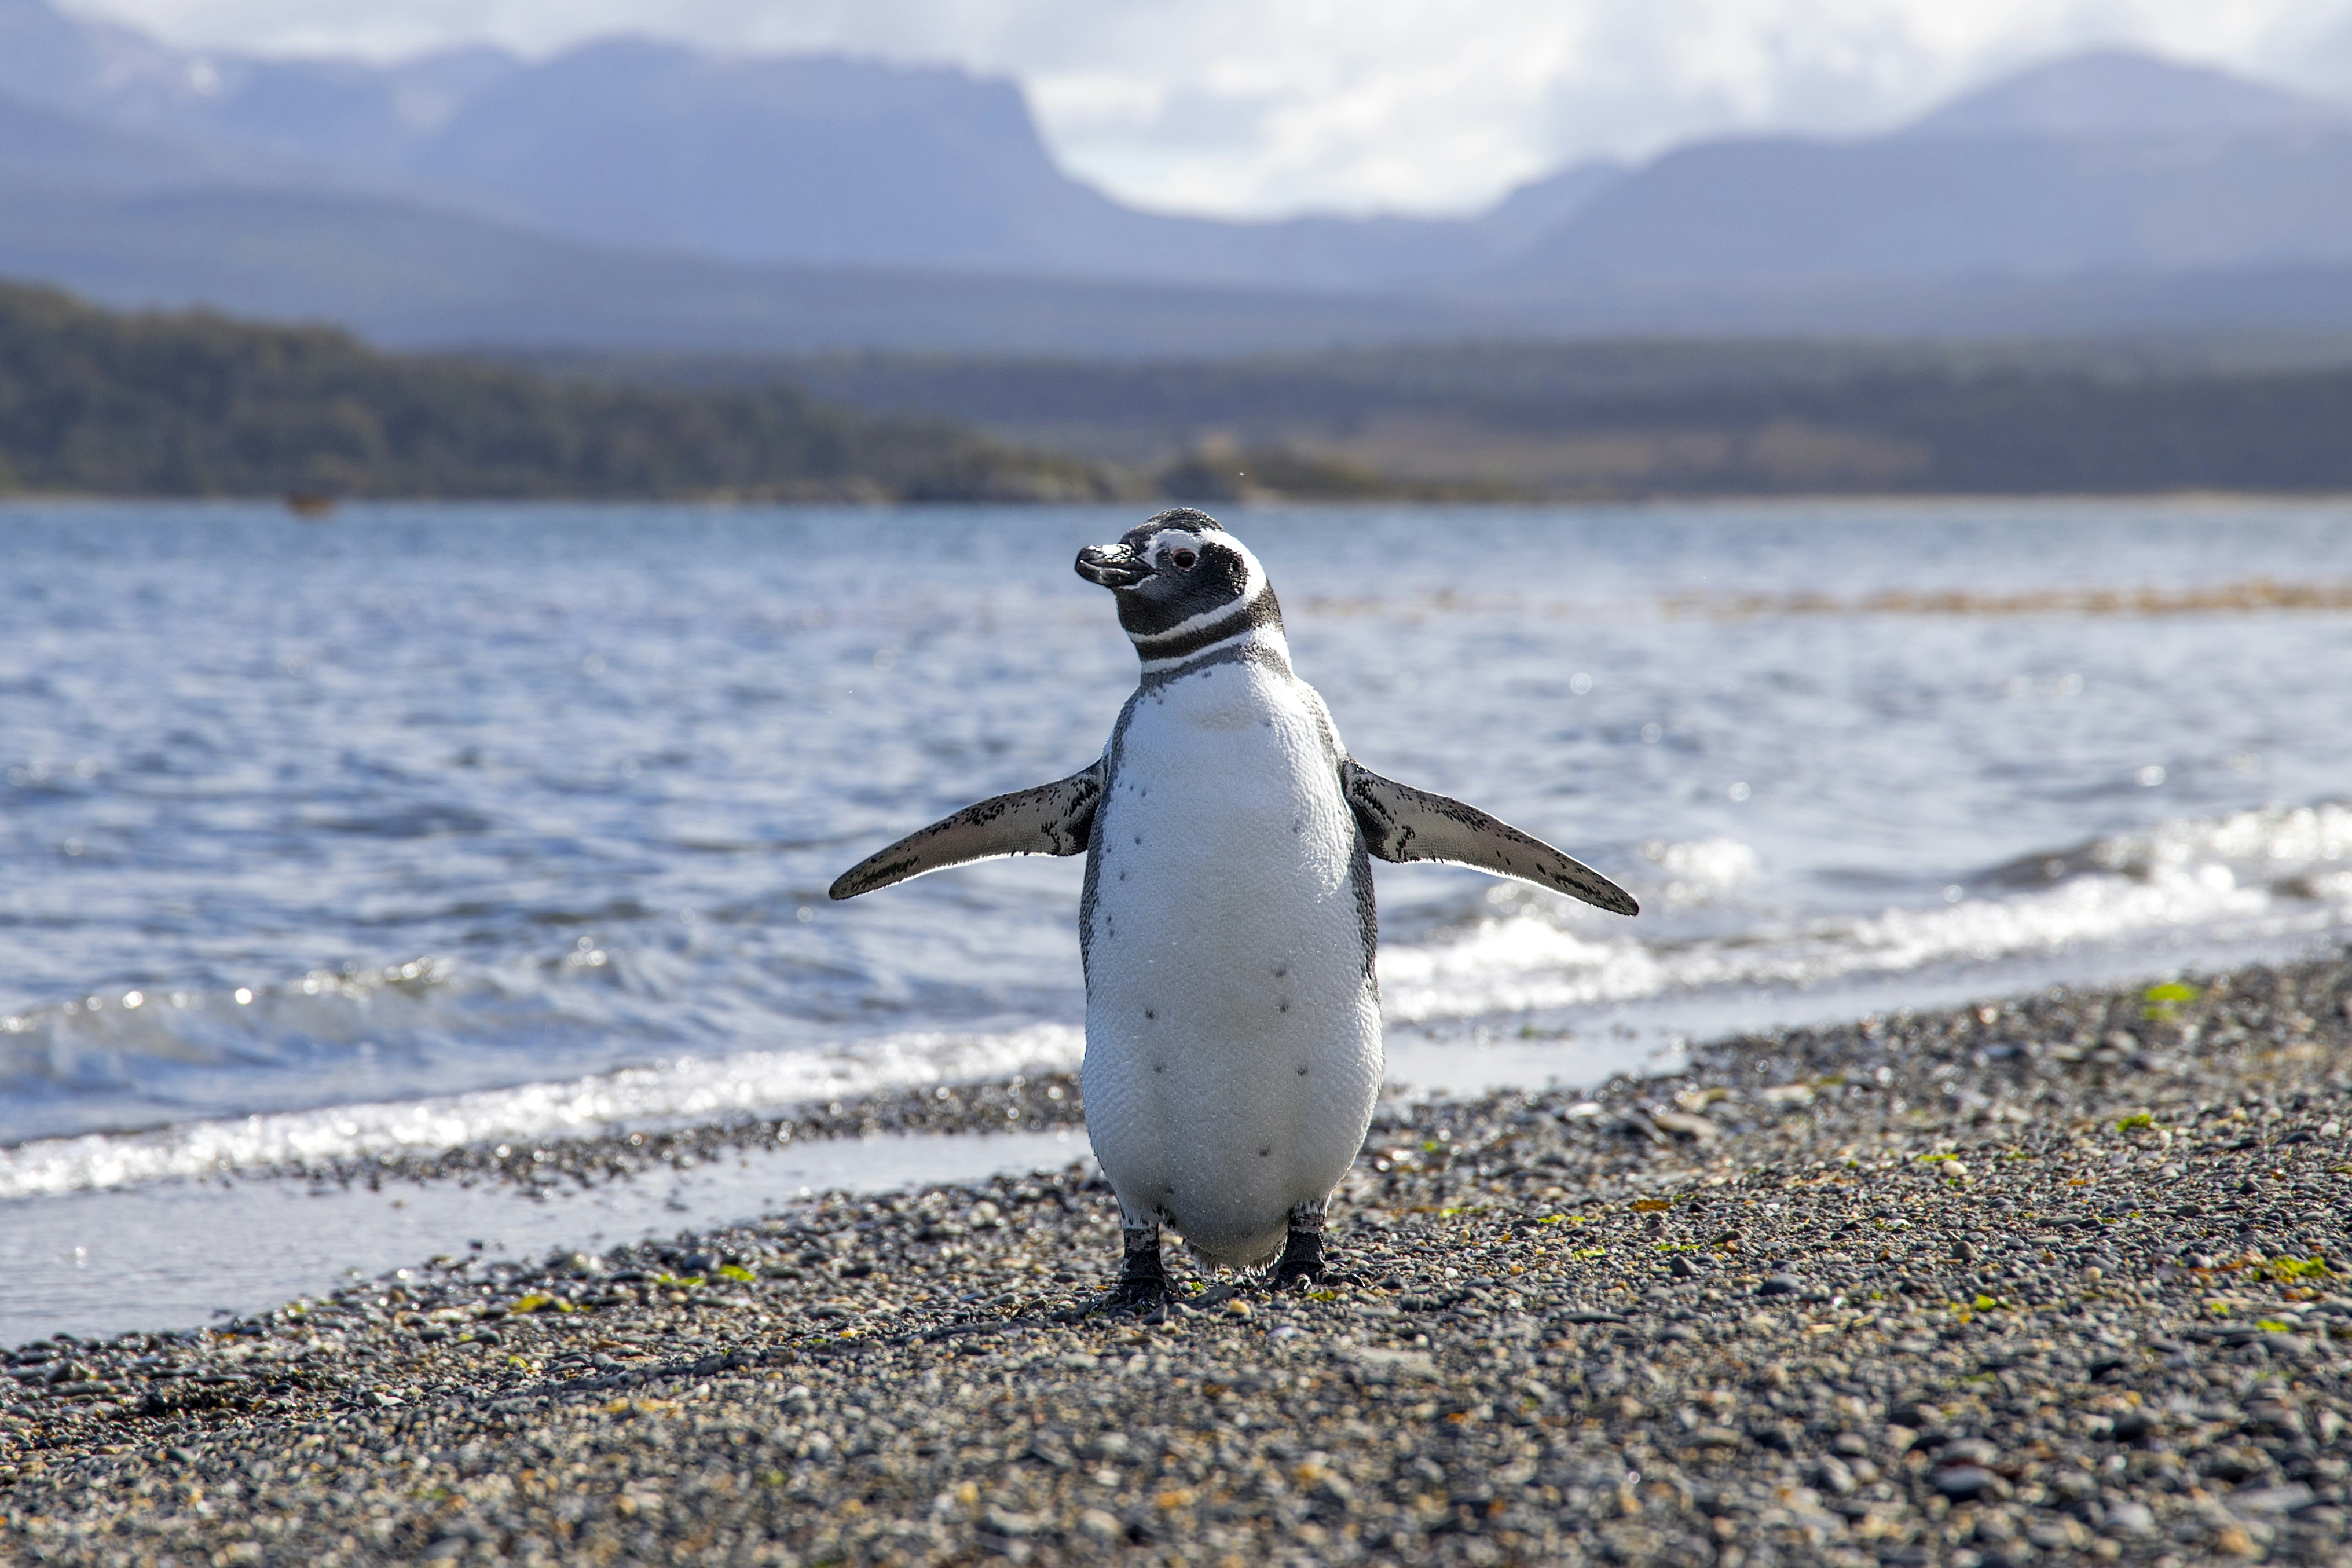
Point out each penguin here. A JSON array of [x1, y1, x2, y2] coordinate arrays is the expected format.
[[830, 508, 1637, 1307]]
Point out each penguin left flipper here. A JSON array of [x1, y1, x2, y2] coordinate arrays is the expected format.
[[1340, 760, 1639, 917], [828, 761, 1105, 900]]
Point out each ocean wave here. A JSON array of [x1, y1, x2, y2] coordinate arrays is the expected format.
[[0, 959, 462, 1092], [1984, 800, 2352, 891], [1379, 801, 2352, 1023], [10, 801, 2349, 1199], [0, 1024, 1082, 1201]]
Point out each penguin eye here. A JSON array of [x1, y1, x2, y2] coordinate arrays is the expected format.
[[1168, 548, 1198, 571]]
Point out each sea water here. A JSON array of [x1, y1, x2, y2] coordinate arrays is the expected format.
[[4, 499, 2350, 1338]]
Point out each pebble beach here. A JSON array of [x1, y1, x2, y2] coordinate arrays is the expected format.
[[7, 952, 2352, 1567]]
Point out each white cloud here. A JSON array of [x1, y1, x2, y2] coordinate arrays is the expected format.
[[62, 0, 2352, 216]]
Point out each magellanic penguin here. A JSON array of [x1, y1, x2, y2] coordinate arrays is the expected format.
[[830, 509, 1637, 1308]]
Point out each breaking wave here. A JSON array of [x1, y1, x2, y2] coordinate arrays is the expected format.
[[0, 1024, 1082, 1201], [1379, 802, 2352, 1023], [8, 801, 2349, 1199]]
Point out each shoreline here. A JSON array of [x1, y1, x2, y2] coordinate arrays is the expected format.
[[6, 952, 2352, 1565]]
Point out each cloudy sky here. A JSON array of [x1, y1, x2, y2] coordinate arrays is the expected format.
[[67, 0, 2352, 217]]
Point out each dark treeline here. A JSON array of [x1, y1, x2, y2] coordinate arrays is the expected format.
[[10, 280, 2350, 503], [0, 282, 1116, 502], [649, 339, 2352, 498]]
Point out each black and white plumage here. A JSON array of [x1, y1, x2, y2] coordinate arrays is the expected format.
[[830, 508, 1637, 1306]]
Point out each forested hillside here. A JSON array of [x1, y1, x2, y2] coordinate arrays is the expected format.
[[0, 281, 1114, 501], [12, 277, 2351, 504], [746, 340, 2352, 499]]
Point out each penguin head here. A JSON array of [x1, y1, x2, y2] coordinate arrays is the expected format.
[[1076, 508, 1282, 658]]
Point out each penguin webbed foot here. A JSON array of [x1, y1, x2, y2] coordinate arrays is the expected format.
[[1097, 1225, 1172, 1314], [1101, 1277, 1173, 1314], [1270, 1236, 1325, 1291], [1270, 1203, 1327, 1291]]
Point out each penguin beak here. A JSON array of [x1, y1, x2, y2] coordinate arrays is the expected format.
[[1075, 544, 1151, 589]]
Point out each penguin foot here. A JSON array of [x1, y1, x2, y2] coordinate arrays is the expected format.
[[1271, 1205, 1327, 1291], [1271, 1237, 1325, 1290], [1100, 1276, 1173, 1314], [1098, 1225, 1171, 1314]]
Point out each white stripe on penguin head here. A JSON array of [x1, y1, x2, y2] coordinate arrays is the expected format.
[[1127, 531, 1269, 650]]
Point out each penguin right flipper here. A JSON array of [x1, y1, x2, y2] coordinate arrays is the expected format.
[[828, 761, 1105, 900], [1341, 760, 1639, 916]]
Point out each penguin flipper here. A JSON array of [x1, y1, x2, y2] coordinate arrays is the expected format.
[[1340, 760, 1639, 917], [827, 762, 1104, 900]]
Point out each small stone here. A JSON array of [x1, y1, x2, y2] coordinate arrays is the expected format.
[[1650, 1109, 1721, 1141], [2101, 1500, 2156, 1536], [1932, 1464, 2009, 1501], [2211, 1525, 2257, 1558], [1077, 1509, 1124, 1543], [980, 1507, 1042, 1538], [1756, 1274, 1801, 1298], [2028, 1520, 2089, 1551]]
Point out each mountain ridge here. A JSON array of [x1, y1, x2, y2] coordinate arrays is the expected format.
[[1902, 47, 2348, 141], [1503, 125, 2352, 284], [5, 0, 2352, 348]]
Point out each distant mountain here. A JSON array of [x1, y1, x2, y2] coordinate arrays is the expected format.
[[402, 41, 1131, 268], [0, 0, 191, 128], [190, 49, 523, 175], [1903, 48, 2344, 140], [1500, 131, 2352, 283], [259, 36, 1599, 291], [0, 0, 1537, 354], [0, 0, 1595, 292], [0, 181, 1526, 355], [367, 39, 1620, 285], [5, 0, 2352, 351], [1501, 52, 2352, 287], [1472, 162, 1629, 252], [0, 92, 226, 193]]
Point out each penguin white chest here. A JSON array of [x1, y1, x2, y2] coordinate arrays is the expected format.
[[1080, 657, 1383, 1266]]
